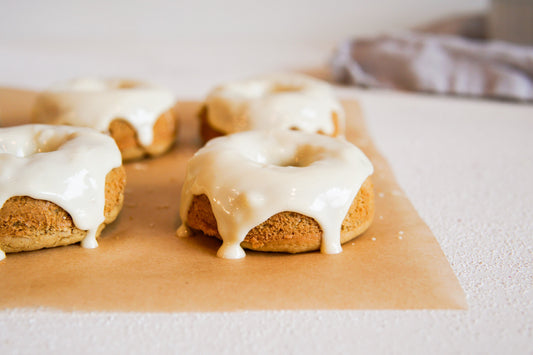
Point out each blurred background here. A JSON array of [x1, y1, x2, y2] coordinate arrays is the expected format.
[[2, 0, 527, 98], [2, 0, 486, 42]]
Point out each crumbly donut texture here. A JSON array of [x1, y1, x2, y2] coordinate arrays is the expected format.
[[0, 166, 126, 253], [186, 178, 374, 253]]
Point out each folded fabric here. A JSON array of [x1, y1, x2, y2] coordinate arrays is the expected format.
[[330, 32, 533, 101]]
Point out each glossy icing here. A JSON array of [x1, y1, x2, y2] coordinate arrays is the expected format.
[[33, 78, 175, 146], [179, 130, 373, 259], [0, 124, 122, 255], [205, 73, 345, 136]]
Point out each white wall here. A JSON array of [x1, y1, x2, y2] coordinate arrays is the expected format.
[[2, 0, 487, 43], [0, 0, 489, 92]]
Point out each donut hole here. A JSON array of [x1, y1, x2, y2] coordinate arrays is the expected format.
[[54, 78, 143, 91], [241, 141, 328, 168], [270, 83, 303, 93], [277, 144, 328, 168], [0, 129, 78, 157], [115, 80, 140, 89]]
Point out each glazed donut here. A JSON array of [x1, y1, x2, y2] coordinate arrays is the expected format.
[[0, 124, 126, 260], [199, 73, 345, 142], [32, 78, 178, 161], [178, 130, 374, 259]]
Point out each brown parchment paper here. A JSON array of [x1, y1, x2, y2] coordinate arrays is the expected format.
[[0, 88, 467, 311]]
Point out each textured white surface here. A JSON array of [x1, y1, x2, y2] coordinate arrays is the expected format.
[[1, 0, 532, 352]]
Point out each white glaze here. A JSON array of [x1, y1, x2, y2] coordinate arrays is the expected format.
[[0, 124, 122, 254], [33, 78, 175, 146], [179, 130, 373, 259], [176, 225, 191, 238], [205, 73, 345, 136]]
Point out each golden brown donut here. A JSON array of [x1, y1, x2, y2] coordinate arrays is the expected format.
[[0, 124, 126, 259], [199, 73, 345, 143], [179, 130, 375, 258], [198, 105, 341, 143], [185, 178, 374, 253], [32, 78, 178, 162], [0, 166, 126, 254]]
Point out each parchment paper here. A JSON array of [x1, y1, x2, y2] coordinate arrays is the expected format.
[[0, 88, 467, 311]]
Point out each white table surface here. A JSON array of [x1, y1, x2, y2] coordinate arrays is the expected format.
[[0, 36, 532, 354]]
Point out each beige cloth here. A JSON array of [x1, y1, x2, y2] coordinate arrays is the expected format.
[[331, 32, 533, 101]]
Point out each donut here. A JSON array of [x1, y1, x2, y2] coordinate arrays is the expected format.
[[32, 78, 178, 161], [199, 73, 345, 142], [178, 130, 374, 259], [0, 124, 126, 260]]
